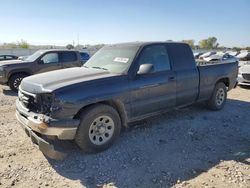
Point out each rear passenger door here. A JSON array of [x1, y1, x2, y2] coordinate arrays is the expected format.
[[60, 51, 82, 68], [130, 44, 176, 118]]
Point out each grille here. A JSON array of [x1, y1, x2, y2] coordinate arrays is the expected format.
[[18, 90, 38, 111], [242, 74, 250, 81]]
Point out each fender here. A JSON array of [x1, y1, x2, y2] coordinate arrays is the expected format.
[[8, 68, 33, 79]]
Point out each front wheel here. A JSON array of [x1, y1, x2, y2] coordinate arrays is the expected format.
[[75, 104, 121, 153], [9, 74, 27, 92], [207, 82, 227, 110]]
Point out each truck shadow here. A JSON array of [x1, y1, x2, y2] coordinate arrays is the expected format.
[[2, 88, 17, 96], [47, 98, 250, 188]]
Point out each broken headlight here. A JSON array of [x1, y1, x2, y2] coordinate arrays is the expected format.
[[37, 93, 62, 115]]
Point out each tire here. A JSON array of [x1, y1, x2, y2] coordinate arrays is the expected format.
[[207, 82, 227, 111], [9, 73, 27, 92], [75, 104, 121, 153]]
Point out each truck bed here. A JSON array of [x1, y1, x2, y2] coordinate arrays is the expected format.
[[197, 61, 238, 101]]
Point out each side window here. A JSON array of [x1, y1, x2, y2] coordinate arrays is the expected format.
[[138, 45, 171, 72], [41, 53, 58, 64], [61, 52, 77, 63], [6, 56, 15, 60], [0, 56, 5, 60]]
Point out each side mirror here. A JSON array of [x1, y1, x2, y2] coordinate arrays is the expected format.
[[137, 64, 154, 75], [38, 59, 44, 64]]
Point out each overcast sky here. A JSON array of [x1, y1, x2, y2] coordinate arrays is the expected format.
[[0, 0, 249, 47]]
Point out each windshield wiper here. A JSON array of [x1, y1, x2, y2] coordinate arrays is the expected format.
[[91, 66, 108, 71]]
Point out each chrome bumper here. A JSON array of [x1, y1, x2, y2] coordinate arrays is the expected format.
[[16, 99, 80, 160], [16, 111, 66, 160]]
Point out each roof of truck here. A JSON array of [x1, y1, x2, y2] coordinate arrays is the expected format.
[[106, 41, 185, 48]]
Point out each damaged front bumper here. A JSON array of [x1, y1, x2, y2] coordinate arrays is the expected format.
[[16, 100, 80, 160]]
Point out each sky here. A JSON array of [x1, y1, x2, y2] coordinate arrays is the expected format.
[[0, 0, 249, 47]]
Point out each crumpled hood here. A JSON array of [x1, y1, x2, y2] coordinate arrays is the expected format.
[[239, 64, 250, 73], [0, 60, 26, 66], [20, 67, 115, 93]]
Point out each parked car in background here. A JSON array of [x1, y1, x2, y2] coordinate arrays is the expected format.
[[237, 52, 250, 67], [238, 64, 250, 86], [0, 49, 83, 92], [199, 51, 216, 59], [203, 52, 239, 63], [18, 55, 30, 61], [0, 55, 18, 61], [79, 52, 90, 63], [193, 52, 204, 59], [15, 42, 238, 159], [226, 51, 240, 57], [237, 51, 250, 61]]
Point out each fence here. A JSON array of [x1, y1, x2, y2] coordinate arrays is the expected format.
[[0, 48, 98, 57]]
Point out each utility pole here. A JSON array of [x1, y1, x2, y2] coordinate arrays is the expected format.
[[77, 33, 79, 47]]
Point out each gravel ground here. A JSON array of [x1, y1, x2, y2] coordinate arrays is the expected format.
[[0, 85, 249, 188]]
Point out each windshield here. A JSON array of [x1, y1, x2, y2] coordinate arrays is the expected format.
[[84, 45, 139, 74], [25, 50, 45, 62]]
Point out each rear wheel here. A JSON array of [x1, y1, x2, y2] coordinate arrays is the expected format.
[[207, 82, 227, 110], [9, 73, 27, 92], [75, 104, 121, 153]]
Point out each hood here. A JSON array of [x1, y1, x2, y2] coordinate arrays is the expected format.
[[0, 60, 27, 66], [20, 67, 116, 93], [239, 64, 250, 73]]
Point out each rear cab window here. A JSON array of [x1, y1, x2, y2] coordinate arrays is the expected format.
[[60, 51, 77, 63], [167, 43, 195, 71]]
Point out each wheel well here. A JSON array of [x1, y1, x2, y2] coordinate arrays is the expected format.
[[217, 78, 229, 87], [74, 100, 128, 128], [8, 72, 30, 80]]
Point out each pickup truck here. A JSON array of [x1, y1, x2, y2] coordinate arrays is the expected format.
[[15, 42, 238, 159], [0, 49, 83, 92]]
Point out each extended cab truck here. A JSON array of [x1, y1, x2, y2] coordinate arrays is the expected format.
[[0, 49, 83, 92], [15, 42, 238, 159]]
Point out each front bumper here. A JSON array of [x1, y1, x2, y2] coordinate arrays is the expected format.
[[16, 112, 66, 160], [16, 99, 80, 160]]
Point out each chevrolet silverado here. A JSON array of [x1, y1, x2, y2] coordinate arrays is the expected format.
[[15, 42, 238, 159]]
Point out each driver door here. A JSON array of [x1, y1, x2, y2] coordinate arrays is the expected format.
[[36, 52, 62, 73], [129, 44, 176, 118]]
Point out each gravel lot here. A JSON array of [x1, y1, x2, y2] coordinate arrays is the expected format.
[[0, 85, 249, 188]]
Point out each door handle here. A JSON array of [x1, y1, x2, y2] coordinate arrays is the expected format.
[[140, 83, 160, 89], [169, 76, 176, 81]]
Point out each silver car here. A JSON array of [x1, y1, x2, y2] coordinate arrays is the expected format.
[[237, 52, 250, 67], [238, 64, 250, 86], [199, 51, 216, 59], [203, 52, 239, 63]]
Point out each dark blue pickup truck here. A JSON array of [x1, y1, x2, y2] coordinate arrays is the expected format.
[[16, 42, 238, 159]]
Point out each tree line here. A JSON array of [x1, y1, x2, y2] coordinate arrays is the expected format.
[[1, 37, 249, 51], [182, 37, 250, 51]]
